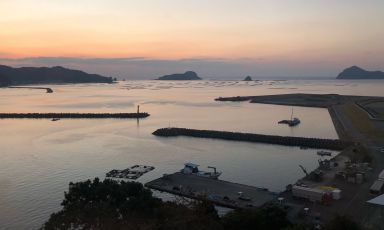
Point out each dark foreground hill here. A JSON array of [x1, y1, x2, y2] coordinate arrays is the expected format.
[[42, 178, 361, 230], [337, 66, 384, 79], [156, 71, 202, 80], [0, 65, 113, 86]]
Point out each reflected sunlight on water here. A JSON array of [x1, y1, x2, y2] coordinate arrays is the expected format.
[[1, 79, 383, 229]]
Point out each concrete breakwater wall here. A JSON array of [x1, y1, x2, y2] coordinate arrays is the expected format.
[[153, 128, 353, 150], [8, 86, 53, 93], [0, 112, 150, 119]]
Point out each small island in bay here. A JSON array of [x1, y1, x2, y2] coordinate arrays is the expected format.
[[156, 71, 202, 80], [243, 76, 253, 81], [337, 66, 384, 79], [0, 65, 114, 87]]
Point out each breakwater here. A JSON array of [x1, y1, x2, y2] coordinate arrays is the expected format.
[[0, 112, 150, 119], [8, 86, 53, 93], [153, 128, 353, 150]]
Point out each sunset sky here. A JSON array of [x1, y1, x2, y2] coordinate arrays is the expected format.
[[1, 0, 383, 79]]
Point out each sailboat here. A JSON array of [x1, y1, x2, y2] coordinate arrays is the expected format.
[[278, 108, 300, 126]]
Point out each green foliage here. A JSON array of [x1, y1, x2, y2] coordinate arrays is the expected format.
[[324, 215, 361, 230], [43, 178, 162, 229], [42, 178, 292, 230], [222, 205, 290, 230]]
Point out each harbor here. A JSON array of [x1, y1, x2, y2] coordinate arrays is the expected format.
[[2, 82, 384, 229], [215, 93, 384, 226]]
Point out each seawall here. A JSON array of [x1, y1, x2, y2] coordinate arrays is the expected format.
[[0, 112, 150, 119], [153, 127, 353, 150]]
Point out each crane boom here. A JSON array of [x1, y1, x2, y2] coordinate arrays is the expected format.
[[299, 165, 309, 176]]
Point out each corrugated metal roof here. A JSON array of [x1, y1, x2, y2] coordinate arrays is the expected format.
[[370, 180, 384, 191], [367, 194, 384, 206]]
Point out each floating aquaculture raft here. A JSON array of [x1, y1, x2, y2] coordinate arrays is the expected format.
[[106, 165, 155, 180]]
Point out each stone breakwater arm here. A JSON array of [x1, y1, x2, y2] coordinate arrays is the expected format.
[[153, 128, 353, 150], [0, 112, 150, 119]]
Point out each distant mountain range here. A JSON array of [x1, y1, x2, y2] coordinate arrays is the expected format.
[[0, 65, 113, 87], [337, 66, 384, 79], [156, 71, 202, 80]]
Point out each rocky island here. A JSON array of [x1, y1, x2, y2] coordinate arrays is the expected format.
[[337, 66, 384, 79], [0, 65, 114, 87], [156, 71, 202, 80], [243, 76, 253, 81]]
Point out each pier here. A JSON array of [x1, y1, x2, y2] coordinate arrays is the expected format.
[[0, 112, 150, 119], [153, 128, 353, 150], [214, 94, 379, 108], [145, 172, 277, 209]]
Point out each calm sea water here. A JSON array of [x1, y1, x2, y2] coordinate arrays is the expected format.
[[1, 79, 383, 229]]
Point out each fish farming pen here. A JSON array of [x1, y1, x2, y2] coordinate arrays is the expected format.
[[153, 128, 353, 150], [106, 165, 155, 180], [0, 112, 150, 119]]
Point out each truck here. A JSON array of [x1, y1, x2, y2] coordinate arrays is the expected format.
[[292, 185, 325, 202]]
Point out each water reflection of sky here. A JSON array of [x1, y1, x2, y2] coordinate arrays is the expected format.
[[1, 79, 384, 229]]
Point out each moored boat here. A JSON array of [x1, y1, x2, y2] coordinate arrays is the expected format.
[[181, 163, 222, 179], [278, 108, 300, 127], [288, 117, 301, 126]]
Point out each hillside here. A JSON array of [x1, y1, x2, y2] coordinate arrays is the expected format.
[[156, 71, 202, 80], [0, 65, 113, 86], [337, 66, 384, 79]]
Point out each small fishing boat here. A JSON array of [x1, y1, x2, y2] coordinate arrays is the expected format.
[[51, 118, 60, 121], [181, 163, 222, 179]]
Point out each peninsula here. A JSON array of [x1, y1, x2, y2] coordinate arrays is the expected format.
[[0, 65, 113, 86], [156, 71, 202, 80], [337, 66, 384, 79]]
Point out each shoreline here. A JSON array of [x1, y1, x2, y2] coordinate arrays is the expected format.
[[215, 93, 384, 227]]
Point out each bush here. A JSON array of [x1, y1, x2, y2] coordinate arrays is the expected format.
[[43, 178, 291, 230], [324, 215, 361, 230]]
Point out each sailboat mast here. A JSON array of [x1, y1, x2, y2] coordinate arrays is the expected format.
[[291, 107, 293, 120]]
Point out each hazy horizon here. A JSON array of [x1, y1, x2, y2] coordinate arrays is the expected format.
[[0, 56, 381, 80], [1, 0, 384, 79]]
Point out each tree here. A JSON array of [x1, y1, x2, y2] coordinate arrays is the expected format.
[[43, 178, 292, 230], [324, 215, 361, 230], [43, 178, 162, 229], [222, 205, 290, 230]]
